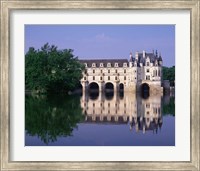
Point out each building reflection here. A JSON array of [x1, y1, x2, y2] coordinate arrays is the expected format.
[[81, 91, 163, 134]]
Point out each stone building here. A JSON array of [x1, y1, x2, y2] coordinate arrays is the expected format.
[[80, 50, 163, 94]]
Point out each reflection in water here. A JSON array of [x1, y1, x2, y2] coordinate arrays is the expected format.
[[81, 91, 164, 134], [25, 95, 84, 144], [25, 92, 175, 145]]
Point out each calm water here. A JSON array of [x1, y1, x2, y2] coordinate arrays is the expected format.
[[25, 91, 175, 146]]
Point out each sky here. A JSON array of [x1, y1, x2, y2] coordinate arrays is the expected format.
[[25, 25, 175, 67]]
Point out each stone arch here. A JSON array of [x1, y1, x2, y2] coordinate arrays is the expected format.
[[104, 82, 114, 100], [88, 82, 99, 91], [105, 82, 114, 91], [88, 82, 99, 100], [141, 83, 150, 99], [119, 83, 124, 91]]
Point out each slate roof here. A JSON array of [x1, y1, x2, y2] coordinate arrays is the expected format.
[[134, 52, 163, 66], [79, 59, 129, 67]]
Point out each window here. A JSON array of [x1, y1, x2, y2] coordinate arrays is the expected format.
[[101, 70, 103, 73], [146, 75, 150, 80], [92, 63, 96, 67], [124, 69, 126, 73], [108, 76, 110, 80], [84, 63, 87, 67], [100, 76, 102, 80], [84, 70, 87, 74], [115, 69, 117, 73], [146, 104, 150, 108], [147, 62, 150, 66], [124, 76, 126, 80], [115, 76, 117, 80], [93, 70, 95, 73], [84, 77, 86, 80], [158, 70, 161, 76], [93, 76, 95, 80], [107, 63, 111, 67], [100, 63, 103, 67], [123, 63, 127, 67], [155, 70, 157, 76], [153, 70, 156, 77], [115, 63, 118, 67], [147, 69, 149, 72], [108, 70, 110, 73]]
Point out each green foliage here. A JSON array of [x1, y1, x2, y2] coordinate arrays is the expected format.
[[25, 43, 85, 93], [162, 96, 175, 116], [25, 94, 84, 144], [162, 66, 175, 86]]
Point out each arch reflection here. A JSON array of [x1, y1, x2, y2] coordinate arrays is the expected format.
[[81, 92, 163, 133]]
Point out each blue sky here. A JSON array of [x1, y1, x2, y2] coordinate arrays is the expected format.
[[25, 25, 175, 67]]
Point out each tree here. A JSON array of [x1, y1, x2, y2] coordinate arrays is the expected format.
[[162, 66, 175, 86], [25, 43, 85, 93]]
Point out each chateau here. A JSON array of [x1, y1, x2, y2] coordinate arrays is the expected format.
[[80, 50, 163, 94]]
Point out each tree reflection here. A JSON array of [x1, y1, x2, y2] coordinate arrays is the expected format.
[[25, 94, 84, 144]]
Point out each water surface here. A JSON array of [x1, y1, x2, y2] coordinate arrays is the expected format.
[[25, 92, 175, 146]]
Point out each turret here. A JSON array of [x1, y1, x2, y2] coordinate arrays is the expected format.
[[158, 52, 163, 66], [129, 52, 133, 67]]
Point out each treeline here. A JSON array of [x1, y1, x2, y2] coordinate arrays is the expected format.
[[25, 43, 85, 93], [162, 66, 175, 86]]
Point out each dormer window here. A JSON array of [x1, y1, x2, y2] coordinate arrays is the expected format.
[[147, 62, 150, 66], [92, 63, 96, 67], [123, 63, 127, 67], [84, 63, 87, 67], [107, 63, 111, 67], [115, 63, 118, 67], [100, 63, 104, 67]]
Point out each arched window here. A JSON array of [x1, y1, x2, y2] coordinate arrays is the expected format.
[[93, 70, 95, 73], [115, 76, 117, 80], [124, 76, 126, 80], [107, 63, 111, 67], [108, 76, 110, 80], [115, 63, 118, 67], [84, 63, 87, 67], [115, 69, 117, 73], [100, 63, 103, 67], [108, 70, 110, 73], [93, 76, 95, 80], [124, 69, 126, 73], [92, 63, 96, 67]]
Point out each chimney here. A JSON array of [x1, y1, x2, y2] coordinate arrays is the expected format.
[[130, 52, 133, 60], [143, 50, 145, 58], [135, 51, 138, 60]]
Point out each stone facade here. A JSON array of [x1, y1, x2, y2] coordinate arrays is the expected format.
[[80, 50, 163, 94]]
